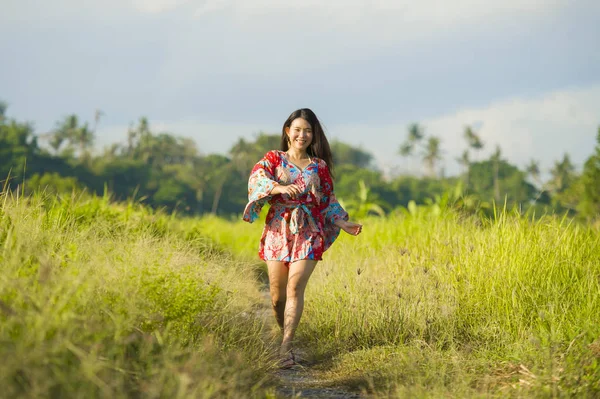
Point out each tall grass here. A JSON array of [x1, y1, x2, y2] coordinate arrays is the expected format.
[[201, 206, 600, 397], [0, 191, 276, 398]]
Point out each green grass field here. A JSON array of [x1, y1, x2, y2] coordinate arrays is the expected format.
[[198, 206, 600, 398], [0, 192, 279, 398], [2, 190, 599, 398]]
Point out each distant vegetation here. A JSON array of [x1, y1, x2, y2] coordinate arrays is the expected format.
[[1, 99, 599, 222]]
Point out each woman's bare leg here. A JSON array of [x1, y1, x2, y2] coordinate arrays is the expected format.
[[266, 261, 289, 329], [280, 259, 317, 356]]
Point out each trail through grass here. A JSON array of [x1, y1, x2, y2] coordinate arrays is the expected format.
[[200, 208, 600, 398]]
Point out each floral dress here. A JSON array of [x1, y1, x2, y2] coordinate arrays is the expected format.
[[243, 150, 348, 264]]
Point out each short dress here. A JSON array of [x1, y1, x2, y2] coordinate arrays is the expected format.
[[242, 150, 348, 264]]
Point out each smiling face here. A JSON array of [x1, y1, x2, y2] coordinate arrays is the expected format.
[[285, 118, 313, 153]]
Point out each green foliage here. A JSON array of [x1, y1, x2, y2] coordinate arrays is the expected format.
[[398, 123, 442, 177], [203, 206, 600, 397], [48, 115, 95, 161], [468, 159, 536, 206], [25, 172, 82, 195], [464, 125, 484, 153], [578, 128, 600, 220], [338, 180, 385, 219], [0, 191, 275, 398], [1, 100, 599, 221], [0, 115, 38, 184], [330, 140, 374, 169]]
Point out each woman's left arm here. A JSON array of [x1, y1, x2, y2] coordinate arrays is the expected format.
[[318, 160, 362, 236], [334, 218, 362, 236]]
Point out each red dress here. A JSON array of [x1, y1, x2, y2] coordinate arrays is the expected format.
[[243, 150, 348, 264]]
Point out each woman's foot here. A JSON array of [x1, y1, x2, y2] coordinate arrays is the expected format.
[[278, 350, 297, 369]]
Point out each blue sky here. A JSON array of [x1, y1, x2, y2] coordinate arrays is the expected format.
[[2, 0, 599, 177]]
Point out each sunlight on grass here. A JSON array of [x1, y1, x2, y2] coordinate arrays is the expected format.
[[0, 191, 277, 398], [201, 207, 600, 397]]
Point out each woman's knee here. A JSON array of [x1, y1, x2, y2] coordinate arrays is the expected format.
[[286, 283, 305, 299], [271, 298, 286, 312], [270, 288, 286, 304]]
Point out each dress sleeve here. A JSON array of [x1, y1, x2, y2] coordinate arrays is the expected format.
[[318, 160, 349, 225], [317, 160, 349, 251], [242, 151, 280, 223]]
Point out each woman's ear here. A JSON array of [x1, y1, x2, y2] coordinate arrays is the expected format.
[[284, 127, 291, 145]]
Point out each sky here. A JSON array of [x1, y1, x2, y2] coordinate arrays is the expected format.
[[2, 0, 599, 178]]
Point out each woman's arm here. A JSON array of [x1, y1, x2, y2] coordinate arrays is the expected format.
[[270, 183, 302, 198], [317, 159, 362, 236], [243, 151, 281, 222], [334, 219, 362, 236]]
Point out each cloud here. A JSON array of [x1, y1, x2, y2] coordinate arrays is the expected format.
[[330, 84, 600, 176], [422, 85, 599, 166], [191, 0, 564, 22], [148, 0, 598, 95], [131, 0, 191, 14]]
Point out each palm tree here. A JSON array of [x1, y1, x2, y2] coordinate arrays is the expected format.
[[490, 145, 502, 201], [456, 150, 471, 188], [92, 109, 104, 134], [525, 159, 541, 185], [0, 101, 7, 122], [398, 142, 413, 157], [549, 154, 575, 193], [50, 115, 94, 159], [422, 136, 442, 177], [230, 137, 257, 178], [407, 123, 424, 143], [102, 143, 120, 160], [126, 117, 151, 159], [206, 157, 234, 215], [525, 159, 544, 203], [464, 125, 484, 161], [71, 122, 94, 160], [49, 116, 74, 154], [399, 123, 425, 174]]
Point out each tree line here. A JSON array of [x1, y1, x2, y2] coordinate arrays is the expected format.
[[1, 101, 599, 221]]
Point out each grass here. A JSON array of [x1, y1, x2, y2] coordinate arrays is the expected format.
[[201, 205, 600, 398], [3, 186, 599, 398], [0, 191, 278, 398]]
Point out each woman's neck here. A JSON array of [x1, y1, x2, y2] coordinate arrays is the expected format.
[[286, 147, 309, 160]]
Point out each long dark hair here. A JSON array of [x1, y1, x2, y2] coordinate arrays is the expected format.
[[280, 108, 335, 178]]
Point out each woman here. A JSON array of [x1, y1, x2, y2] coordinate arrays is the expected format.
[[243, 108, 362, 368]]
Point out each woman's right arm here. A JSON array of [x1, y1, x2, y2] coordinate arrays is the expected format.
[[243, 151, 281, 222], [271, 184, 302, 197]]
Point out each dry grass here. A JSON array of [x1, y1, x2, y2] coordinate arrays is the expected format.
[[201, 206, 600, 398], [0, 191, 277, 398]]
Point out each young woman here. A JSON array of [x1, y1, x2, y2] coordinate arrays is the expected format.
[[243, 108, 362, 368]]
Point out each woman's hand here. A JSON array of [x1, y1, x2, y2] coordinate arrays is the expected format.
[[271, 184, 302, 198], [335, 220, 363, 236]]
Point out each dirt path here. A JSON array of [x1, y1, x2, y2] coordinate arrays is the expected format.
[[258, 292, 365, 398], [274, 367, 363, 398]]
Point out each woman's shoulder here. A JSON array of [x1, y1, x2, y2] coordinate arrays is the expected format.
[[312, 156, 328, 168], [261, 150, 283, 165], [264, 149, 284, 157]]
